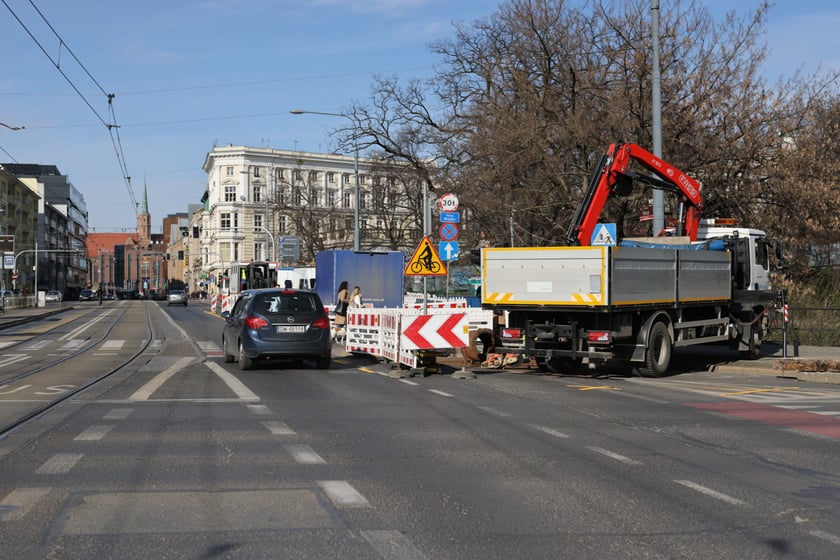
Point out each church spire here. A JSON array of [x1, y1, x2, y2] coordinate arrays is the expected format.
[[139, 177, 149, 216]]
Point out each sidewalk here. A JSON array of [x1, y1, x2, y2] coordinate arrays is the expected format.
[[0, 304, 73, 330]]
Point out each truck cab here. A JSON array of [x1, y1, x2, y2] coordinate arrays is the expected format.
[[696, 218, 772, 291]]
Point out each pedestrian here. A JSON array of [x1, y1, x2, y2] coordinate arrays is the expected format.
[[350, 286, 363, 308], [334, 281, 350, 340], [284, 279, 293, 289]]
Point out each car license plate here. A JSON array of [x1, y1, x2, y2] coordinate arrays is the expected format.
[[277, 325, 305, 333]]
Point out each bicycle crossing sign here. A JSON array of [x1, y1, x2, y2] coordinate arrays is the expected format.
[[405, 236, 447, 276]]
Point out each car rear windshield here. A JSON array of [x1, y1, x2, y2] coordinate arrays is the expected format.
[[256, 293, 320, 315]]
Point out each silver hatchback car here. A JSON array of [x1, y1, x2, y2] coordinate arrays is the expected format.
[[222, 288, 331, 370], [167, 290, 188, 306]]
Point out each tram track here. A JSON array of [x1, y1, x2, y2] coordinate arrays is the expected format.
[[0, 303, 158, 439]]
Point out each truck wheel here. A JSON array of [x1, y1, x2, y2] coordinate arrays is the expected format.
[[639, 321, 671, 377], [741, 327, 762, 360]]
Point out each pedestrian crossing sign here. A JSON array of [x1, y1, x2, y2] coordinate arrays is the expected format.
[[405, 236, 447, 276], [591, 223, 617, 246]]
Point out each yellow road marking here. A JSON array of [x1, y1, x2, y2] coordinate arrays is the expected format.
[[568, 384, 621, 391], [720, 387, 800, 396]]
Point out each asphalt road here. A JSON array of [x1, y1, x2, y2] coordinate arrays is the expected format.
[[1, 301, 839, 559]]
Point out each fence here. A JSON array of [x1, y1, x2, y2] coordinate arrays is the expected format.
[[768, 307, 840, 347]]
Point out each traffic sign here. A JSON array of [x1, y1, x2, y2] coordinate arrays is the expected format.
[[401, 313, 469, 350], [439, 241, 459, 262], [2, 255, 13, 270], [438, 193, 459, 212], [591, 223, 617, 246], [440, 211, 460, 223], [439, 222, 459, 241], [404, 236, 447, 276]]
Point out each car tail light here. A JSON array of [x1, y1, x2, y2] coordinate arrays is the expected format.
[[587, 331, 611, 344], [244, 315, 270, 330], [312, 316, 330, 330], [501, 328, 522, 339]]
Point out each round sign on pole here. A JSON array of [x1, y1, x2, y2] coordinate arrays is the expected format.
[[439, 222, 459, 241], [438, 193, 459, 212]]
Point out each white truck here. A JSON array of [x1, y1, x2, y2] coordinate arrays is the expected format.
[[481, 144, 779, 376]]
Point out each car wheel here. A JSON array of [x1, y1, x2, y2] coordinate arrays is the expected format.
[[316, 354, 331, 369], [238, 341, 253, 370], [222, 336, 235, 363]]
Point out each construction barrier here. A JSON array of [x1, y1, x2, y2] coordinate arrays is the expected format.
[[345, 305, 494, 370]]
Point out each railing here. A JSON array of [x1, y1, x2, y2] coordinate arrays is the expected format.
[[766, 306, 840, 347], [1, 294, 37, 310]]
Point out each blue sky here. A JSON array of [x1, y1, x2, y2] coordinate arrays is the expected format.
[[1, 0, 838, 232]]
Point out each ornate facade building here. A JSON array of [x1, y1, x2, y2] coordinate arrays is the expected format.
[[192, 146, 422, 295]]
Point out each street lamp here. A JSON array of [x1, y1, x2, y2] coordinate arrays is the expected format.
[[289, 109, 361, 251]]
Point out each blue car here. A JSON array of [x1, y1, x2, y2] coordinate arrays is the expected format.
[[222, 288, 331, 370]]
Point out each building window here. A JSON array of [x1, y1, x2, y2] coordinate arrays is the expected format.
[[255, 242, 264, 260], [254, 167, 260, 177], [343, 191, 351, 209], [327, 190, 336, 207], [226, 167, 234, 177], [278, 216, 287, 234], [253, 185, 262, 202], [254, 213, 263, 231], [220, 242, 232, 262], [309, 188, 319, 206], [329, 217, 337, 233], [327, 172, 336, 183], [343, 173, 352, 184], [224, 185, 236, 202], [293, 169, 303, 182], [345, 218, 353, 232], [360, 174, 366, 185], [221, 212, 231, 230]]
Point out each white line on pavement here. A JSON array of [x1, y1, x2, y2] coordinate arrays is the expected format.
[[74, 425, 116, 441], [428, 389, 453, 397], [317, 480, 370, 508], [262, 420, 295, 435], [0, 488, 51, 522], [284, 444, 326, 464], [587, 446, 642, 465], [36, 453, 84, 475], [674, 480, 745, 506], [129, 357, 196, 401], [360, 529, 429, 560], [530, 425, 571, 439], [205, 362, 260, 401]]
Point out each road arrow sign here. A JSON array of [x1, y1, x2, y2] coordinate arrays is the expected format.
[[439, 241, 459, 261], [401, 313, 468, 350]]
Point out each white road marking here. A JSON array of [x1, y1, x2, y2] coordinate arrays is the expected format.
[[530, 425, 571, 439], [675, 480, 745, 505], [428, 389, 453, 397], [317, 480, 370, 508], [809, 530, 840, 546], [399, 379, 419, 386], [36, 453, 84, 474], [284, 444, 326, 464], [246, 404, 271, 415], [74, 425, 116, 441], [478, 406, 512, 417], [22, 340, 50, 350], [58, 339, 85, 351], [129, 357, 196, 401], [587, 446, 642, 465], [360, 529, 429, 560], [205, 362, 260, 401], [103, 408, 134, 420], [59, 312, 112, 341], [262, 421, 295, 435], [100, 340, 125, 350], [0, 488, 51, 522], [0, 355, 27, 368]]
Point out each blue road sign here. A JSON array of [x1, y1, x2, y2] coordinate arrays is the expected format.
[[440, 211, 460, 223], [439, 222, 459, 241], [439, 241, 459, 261]]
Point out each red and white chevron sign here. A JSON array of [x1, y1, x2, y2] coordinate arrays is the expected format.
[[401, 313, 468, 350]]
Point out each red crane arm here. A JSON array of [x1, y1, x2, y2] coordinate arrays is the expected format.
[[565, 143, 703, 245]]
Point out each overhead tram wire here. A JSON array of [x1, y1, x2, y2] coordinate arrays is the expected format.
[[2, 0, 138, 213]]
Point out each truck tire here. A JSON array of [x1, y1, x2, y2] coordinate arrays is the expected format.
[[638, 321, 671, 377], [741, 327, 762, 360]]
